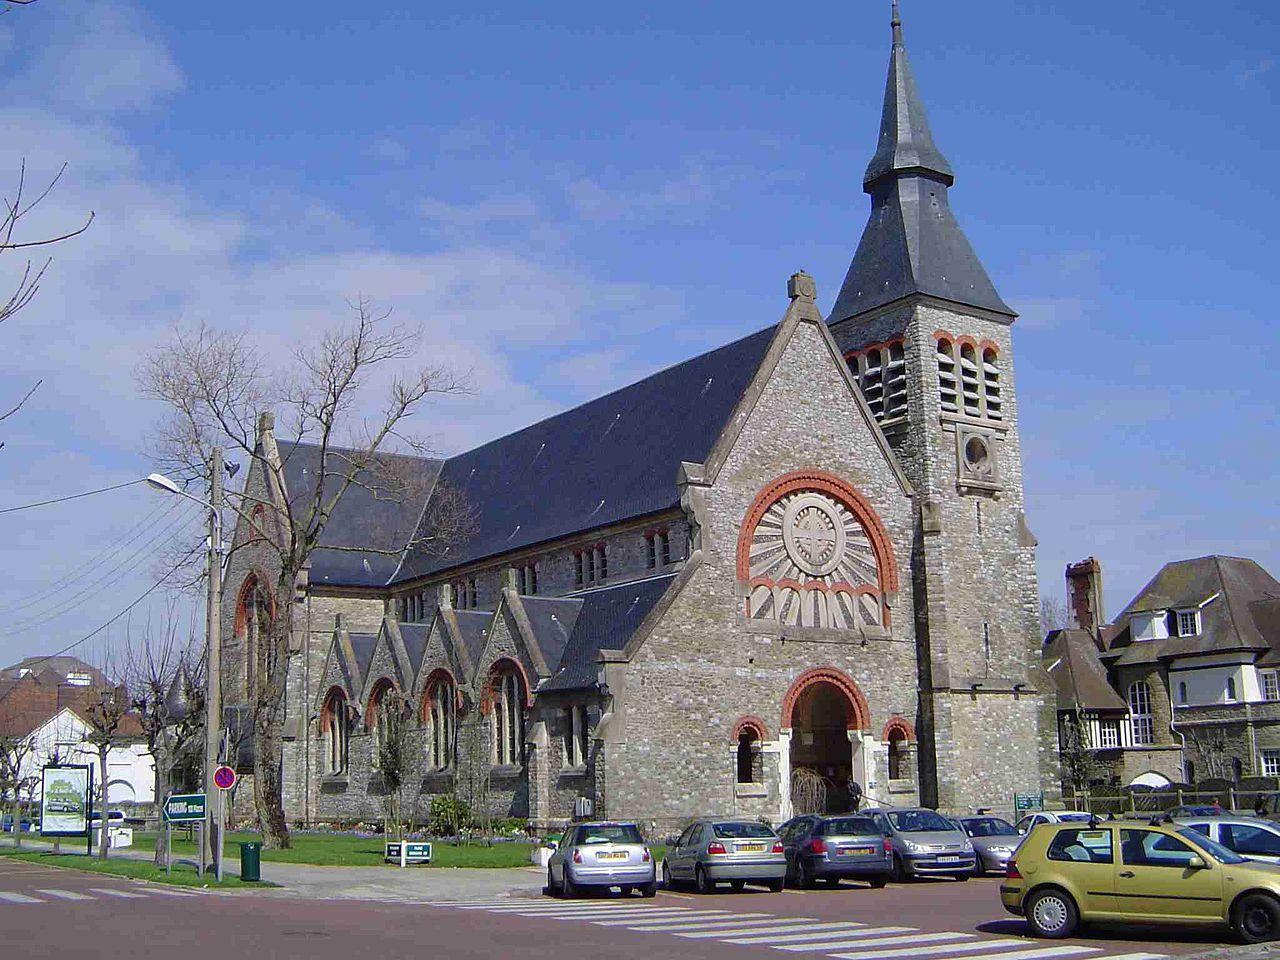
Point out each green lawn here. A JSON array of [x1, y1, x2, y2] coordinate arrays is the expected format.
[[137, 830, 536, 868], [0, 846, 273, 888]]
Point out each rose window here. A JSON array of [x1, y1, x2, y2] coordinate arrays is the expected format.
[[746, 488, 884, 630]]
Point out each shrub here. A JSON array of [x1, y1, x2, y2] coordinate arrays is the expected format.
[[427, 795, 471, 836]]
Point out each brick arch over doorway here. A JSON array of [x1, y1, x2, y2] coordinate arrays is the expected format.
[[780, 666, 871, 731]]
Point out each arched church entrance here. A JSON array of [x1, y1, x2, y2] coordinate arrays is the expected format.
[[781, 668, 870, 815]]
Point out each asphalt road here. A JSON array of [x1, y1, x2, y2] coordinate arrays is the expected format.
[[0, 860, 1234, 960]]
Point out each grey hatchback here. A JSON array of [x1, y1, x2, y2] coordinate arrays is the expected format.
[[777, 814, 892, 888], [868, 807, 976, 881], [664, 820, 786, 893], [546, 821, 657, 898]]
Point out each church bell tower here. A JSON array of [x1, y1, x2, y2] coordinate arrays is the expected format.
[[826, 2, 1058, 810]]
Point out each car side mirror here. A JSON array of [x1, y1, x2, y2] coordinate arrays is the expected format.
[[1188, 855, 1208, 870]]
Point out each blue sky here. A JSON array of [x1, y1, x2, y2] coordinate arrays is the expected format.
[[0, 0, 1276, 667]]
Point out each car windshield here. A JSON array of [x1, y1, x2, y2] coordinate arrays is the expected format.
[[713, 822, 775, 839], [1180, 827, 1246, 865], [577, 825, 643, 845], [962, 817, 1017, 838], [820, 817, 879, 836], [888, 810, 954, 832]]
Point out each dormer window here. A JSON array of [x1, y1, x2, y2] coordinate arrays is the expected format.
[[1176, 609, 1200, 637], [1131, 610, 1170, 642]]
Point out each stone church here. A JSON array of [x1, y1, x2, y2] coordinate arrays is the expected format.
[[221, 7, 1058, 831]]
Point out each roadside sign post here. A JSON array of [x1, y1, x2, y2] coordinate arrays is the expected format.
[[39, 764, 93, 857], [212, 766, 236, 883], [163, 793, 207, 878], [1014, 792, 1044, 817]]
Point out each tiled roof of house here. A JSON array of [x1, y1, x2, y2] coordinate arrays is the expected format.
[[1044, 629, 1127, 712]]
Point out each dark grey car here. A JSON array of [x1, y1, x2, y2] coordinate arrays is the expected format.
[[777, 814, 892, 888], [956, 815, 1021, 875], [868, 807, 976, 881], [663, 820, 786, 893]]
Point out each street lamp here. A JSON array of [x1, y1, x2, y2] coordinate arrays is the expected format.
[[145, 455, 224, 880]]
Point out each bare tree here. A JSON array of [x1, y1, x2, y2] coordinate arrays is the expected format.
[[81, 678, 130, 860], [0, 720, 38, 849], [123, 613, 205, 864], [1040, 595, 1070, 637], [138, 299, 472, 847], [373, 689, 413, 841]]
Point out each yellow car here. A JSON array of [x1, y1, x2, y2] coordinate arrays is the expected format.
[[1001, 817, 1280, 943]]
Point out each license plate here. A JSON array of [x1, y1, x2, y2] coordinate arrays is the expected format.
[[937, 855, 960, 862], [737, 843, 765, 853], [597, 851, 627, 860], [843, 846, 874, 856]]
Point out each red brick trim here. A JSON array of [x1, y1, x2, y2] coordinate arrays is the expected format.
[[735, 469, 899, 593], [780, 666, 871, 732], [978, 340, 999, 357], [882, 715, 915, 742], [843, 337, 904, 362], [732, 715, 769, 741], [932, 329, 954, 343], [232, 571, 276, 637], [420, 667, 462, 720], [318, 686, 347, 730], [479, 656, 533, 715], [956, 335, 978, 350], [365, 677, 398, 730]]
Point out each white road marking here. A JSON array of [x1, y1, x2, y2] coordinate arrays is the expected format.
[[142, 888, 197, 897], [512, 907, 691, 920], [640, 916, 808, 931], [592, 910, 740, 926], [832, 940, 1063, 960], [88, 888, 147, 899], [721, 924, 874, 944], [874, 948, 1104, 960], [0, 891, 42, 903], [773, 931, 974, 952], [34, 889, 94, 901], [677, 921, 845, 939], [464, 901, 647, 912], [613, 911, 773, 928]]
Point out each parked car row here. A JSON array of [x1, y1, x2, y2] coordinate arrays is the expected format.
[[547, 806, 1006, 900]]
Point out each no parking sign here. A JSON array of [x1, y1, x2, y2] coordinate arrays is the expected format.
[[213, 765, 237, 790]]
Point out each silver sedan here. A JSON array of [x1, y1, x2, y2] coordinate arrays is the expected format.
[[663, 819, 787, 893], [956, 815, 1021, 875], [547, 821, 657, 898]]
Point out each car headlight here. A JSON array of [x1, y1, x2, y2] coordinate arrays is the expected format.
[[962, 840, 974, 853]]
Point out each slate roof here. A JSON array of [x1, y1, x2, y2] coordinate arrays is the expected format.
[[828, 7, 1013, 325], [0, 655, 108, 686], [1102, 556, 1280, 667], [453, 610, 494, 672], [276, 440, 441, 588], [542, 575, 677, 692], [399, 623, 430, 676], [345, 633, 378, 695], [1044, 629, 1127, 712], [396, 326, 776, 581], [522, 596, 582, 677]]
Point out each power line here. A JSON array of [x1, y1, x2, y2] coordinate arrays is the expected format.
[[0, 504, 203, 637], [0, 497, 185, 615], [0, 478, 145, 515], [16, 542, 205, 672]]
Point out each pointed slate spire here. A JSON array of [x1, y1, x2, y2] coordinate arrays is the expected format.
[[829, 2, 1014, 325]]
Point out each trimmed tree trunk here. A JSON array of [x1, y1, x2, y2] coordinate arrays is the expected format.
[[152, 740, 170, 867], [253, 592, 294, 848], [97, 743, 110, 860]]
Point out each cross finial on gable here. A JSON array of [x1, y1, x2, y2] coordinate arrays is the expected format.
[[787, 271, 817, 303]]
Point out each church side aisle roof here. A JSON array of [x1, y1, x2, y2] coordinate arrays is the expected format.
[[395, 325, 777, 582]]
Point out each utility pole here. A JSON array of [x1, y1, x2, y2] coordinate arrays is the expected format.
[[203, 448, 223, 875]]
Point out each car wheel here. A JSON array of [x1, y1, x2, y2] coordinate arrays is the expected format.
[[639, 880, 657, 899], [561, 871, 578, 900], [868, 874, 888, 889], [695, 865, 714, 894], [546, 868, 559, 898], [767, 877, 785, 893], [1025, 887, 1078, 939], [891, 855, 908, 883], [824, 877, 840, 887], [730, 880, 745, 893], [954, 872, 970, 882], [795, 858, 814, 889], [1233, 893, 1280, 944], [662, 860, 676, 890], [620, 885, 634, 897]]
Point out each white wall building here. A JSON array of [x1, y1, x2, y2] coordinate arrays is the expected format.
[[17, 708, 155, 808]]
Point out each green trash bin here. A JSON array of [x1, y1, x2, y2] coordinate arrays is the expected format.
[[240, 841, 261, 882]]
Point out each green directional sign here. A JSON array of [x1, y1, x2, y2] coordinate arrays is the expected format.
[[1014, 792, 1044, 815], [164, 793, 207, 823]]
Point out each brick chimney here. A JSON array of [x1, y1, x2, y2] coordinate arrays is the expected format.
[[1065, 557, 1105, 639]]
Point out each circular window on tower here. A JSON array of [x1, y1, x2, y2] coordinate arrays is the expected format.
[[956, 428, 999, 486]]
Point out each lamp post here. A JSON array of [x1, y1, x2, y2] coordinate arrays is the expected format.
[[145, 449, 223, 879]]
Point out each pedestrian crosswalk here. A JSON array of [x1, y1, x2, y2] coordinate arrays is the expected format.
[[0, 884, 204, 905], [426, 898, 1169, 960]]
